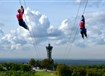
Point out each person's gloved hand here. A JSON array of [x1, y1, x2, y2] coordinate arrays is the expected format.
[[21, 6, 24, 9]]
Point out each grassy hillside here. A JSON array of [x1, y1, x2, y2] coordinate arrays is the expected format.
[[35, 71, 55, 76], [0, 71, 56, 76]]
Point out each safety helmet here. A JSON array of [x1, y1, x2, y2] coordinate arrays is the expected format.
[[18, 9, 21, 13]]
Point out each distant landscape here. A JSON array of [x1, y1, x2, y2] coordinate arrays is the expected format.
[[1, 58, 105, 65], [0, 58, 105, 76]]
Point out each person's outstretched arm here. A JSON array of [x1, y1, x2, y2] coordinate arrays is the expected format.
[[21, 6, 24, 14]]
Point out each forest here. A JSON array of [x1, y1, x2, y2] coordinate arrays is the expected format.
[[0, 59, 105, 76]]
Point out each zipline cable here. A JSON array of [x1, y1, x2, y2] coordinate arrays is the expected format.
[[18, 0, 40, 59], [23, 0, 50, 59], [19, 0, 22, 6], [19, 0, 89, 59], [65, 0, 83, 59], [66, 0, 88, 59], [23, 0, 40, 59], [23, 0, 27, 8], [0, 0, 23, 58], [83, 0, 88, 15], [24, 0, 42, 59]]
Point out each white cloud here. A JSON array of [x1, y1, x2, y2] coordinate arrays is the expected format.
[[0, 7, 105, 52], [56, 10, 105, 47], [0, 8, 54, 51], [85, 11, 105, 45]]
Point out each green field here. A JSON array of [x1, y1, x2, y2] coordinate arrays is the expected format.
[[0, 71, 56, 76], [35, 71, 55, 76]]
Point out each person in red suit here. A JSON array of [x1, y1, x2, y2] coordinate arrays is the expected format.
[[79, 15, 87, 39], [16, 6, 29, 30]]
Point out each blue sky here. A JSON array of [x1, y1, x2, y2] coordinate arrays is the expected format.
[[0, 0, 105, 59]]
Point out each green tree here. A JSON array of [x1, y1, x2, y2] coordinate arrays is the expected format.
[[11, 64, 21, 71], [28, 58, 36, 67], [41, 59, 53, 70], [21, 64, 31, 71], [0, 64, 3, 71], [56, 64, 72, 76]]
